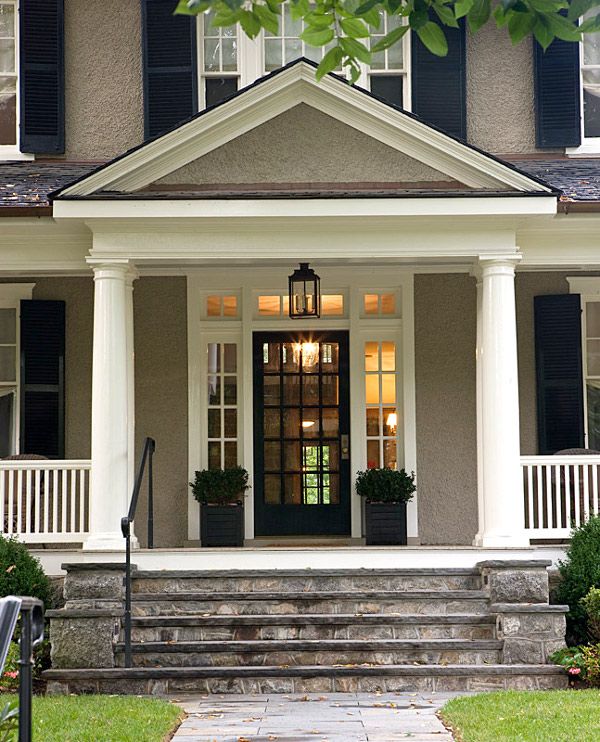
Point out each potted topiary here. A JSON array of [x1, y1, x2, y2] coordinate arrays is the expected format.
[[190, 467, 250, 547], [356, 467, 416, 546]]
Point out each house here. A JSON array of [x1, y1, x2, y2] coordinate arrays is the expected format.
[[1, 0, 599, 693]]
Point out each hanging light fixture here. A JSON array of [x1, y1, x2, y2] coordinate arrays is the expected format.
[[288, 263, 321, 319]]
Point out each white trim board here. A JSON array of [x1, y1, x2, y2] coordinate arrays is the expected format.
[[54, 62, 553, 198]]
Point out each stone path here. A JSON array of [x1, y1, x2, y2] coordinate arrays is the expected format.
[[171, 691, 466, 741]]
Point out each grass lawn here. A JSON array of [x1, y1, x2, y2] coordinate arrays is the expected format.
[[441, 689, 600, 742], [1, 694, 182, 742]]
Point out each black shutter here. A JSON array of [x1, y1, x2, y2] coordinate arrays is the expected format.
[[411, 21, 466, 140], [142, 0, 198, 139], [534, 294, 584, 454], [19, 0, 64, 154], [534, 37, 581, 148], [20, 301, 65, 458]]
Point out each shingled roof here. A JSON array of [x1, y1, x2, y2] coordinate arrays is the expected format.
[[0, 158, 600, 212]]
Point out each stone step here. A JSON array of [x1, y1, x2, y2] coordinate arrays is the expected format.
[[131, 590, 489, 617], [114, 638, 503, 668], [44, 663, 568, 695], [129, 613, 496, 642], [131, 568, 482, 594]]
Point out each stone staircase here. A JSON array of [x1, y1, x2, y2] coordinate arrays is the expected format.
[[45, 561, 569, 694]]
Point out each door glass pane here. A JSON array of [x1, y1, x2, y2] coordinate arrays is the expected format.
[[0, 309, 15, 343], [224, 441, 237, 468], [366, 408, 380, 436], [208, 375, 220, 405], [284, 474, 302, 504], [283, 344, 300, 372], [208, 409, 220, 437], [264, 375, 280, 405], [264, 408, 280, 438], [328, 473, 340, 504], [284, 441, 301, 471], [322, 408, 339, 437], [284, 408, 301, 437], [365, 342, 379, 372], [208, 441, 221, 469], [381, 342, 396, 371], [263, 342, 280, 371], [223, 376, 237, 404], [365, 374, 379, 404], [384, 440, 397, 469], [383, 408, 398, 436], [367, 440, 380, 469], [302, 375, 319, 405], [321, 376, 338, 405], [381, 374, 396, 404], [224, 409, 237, 437], [264, 441, 280, 470], [283, 375, 300, 405], [265, 474, 281, 504]]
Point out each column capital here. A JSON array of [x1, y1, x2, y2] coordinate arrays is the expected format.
[[478, 254, 522, 275], [87, 259, 138, 282]]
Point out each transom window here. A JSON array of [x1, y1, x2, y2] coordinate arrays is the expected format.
[[205, 294, 239, 319], [362, 291, 398, 317], [256, 292, 345, 318], [0, 1, 17, 150], [198, 8, 410, 110]]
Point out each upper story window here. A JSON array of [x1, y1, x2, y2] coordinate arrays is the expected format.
[[198, 8, 410, 111], [0, 1, 17, 152], [581, 22, 600, 141]]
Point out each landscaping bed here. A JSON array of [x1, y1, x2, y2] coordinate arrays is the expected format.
[[0, 695, 182, 742], [440, 689, 600, 742]]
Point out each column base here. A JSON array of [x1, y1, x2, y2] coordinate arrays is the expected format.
[[473, 532, 530, 548], [82, 531, 140, 551]]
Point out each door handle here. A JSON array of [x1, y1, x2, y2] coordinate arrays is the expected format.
[[341, 434, 350, 460]]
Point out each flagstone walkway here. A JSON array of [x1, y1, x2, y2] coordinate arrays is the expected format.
[[172, 691, 465, 741]]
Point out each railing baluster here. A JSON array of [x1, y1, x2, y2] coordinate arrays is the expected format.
[[565, 464, 572, 529], [535, 463, 543, 530], [25, 470, 32, 535], [593, 462, 599, 518], [573, 465, 581, 528], [43, 469, 50, 534], [16, 470, 23, 535], [79, 469, 86, 534], [7, 472, 13, 536], [34, 470, 41, 534], [583, 464, 591, 525], [69, 469, 76, 533], [52, 469, 59, 534], [526, 465, 534, 530], [544, 461, 552, 530]]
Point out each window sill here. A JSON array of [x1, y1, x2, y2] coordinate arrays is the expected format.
[[566, 140, 600, 158], [0, 148, 34, 162]]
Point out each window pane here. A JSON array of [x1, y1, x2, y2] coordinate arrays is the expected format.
[[205, 76, 238, 107], [366, 407, 380, 436], [0, 391, 13, 457], [0, 308, 15, 343], [221, 39, 237, 71], [381, 294, 396, 315], [207, 296, 221, 316], [370, 75, 403, 107], [223, 343, 237, 372], [203, 38, 220, 71], [224, 408, 237, 438], [224, 441, 237, 468], [381, 341, 396, 371], [208, 441, 221, 469], [258, 295, 281, 316], [222, 296, 237, 317], [588, 339, 600, 376], [365, 342, 379, 372], [284, 38, 302, 63], [208, 375, 220, 405], [381, 373, 396, 404], [0, 5, 15, 38], [587, 382, 600, 451], [365, 374, 379, 404], [383, 408, 397, 436], [208, 408, 220, 438], [588, 303, 600, 338], [265, 38, 282, 71], [584, 31, 600, 66], [583, 82, 600, 139], [207, 342, 220, 373], [364, 294, 379, 315], [367, 439, 380, 469], [224, 375, 237, 404], [0, 90, 15, 145], [384, 439, 397, 469], [322, 294, 344, 316], [0, 346, 15, 382], [0, 40, 14, 73]]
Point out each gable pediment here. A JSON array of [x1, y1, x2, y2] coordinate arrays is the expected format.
[[55, 60, 553, 199]]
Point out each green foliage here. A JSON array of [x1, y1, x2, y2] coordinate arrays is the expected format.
[[550, 643, 600, 686], [190, 467, 250, 505], [0, 642, 19, 693], [553, 515, 600, 645], [0, 537, 52, 610], [0, 701, 18, 742], [176, 0, 597, 83], [581, 586, 600, 641], [355, 467, 416, 503]]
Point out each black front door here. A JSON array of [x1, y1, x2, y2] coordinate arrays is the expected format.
[[253, 331, 351, 536]]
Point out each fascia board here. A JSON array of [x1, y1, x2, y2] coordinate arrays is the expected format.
[[56, 62, 552, 199], [52, 196, 558, 220]]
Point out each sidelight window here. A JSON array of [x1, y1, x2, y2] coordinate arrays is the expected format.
[[365, 340, 399, 469], [206, 342, 238, 468]]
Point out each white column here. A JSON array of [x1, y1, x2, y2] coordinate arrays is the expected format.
[[83, 262, 136, 551], [475, 256, 527, 547], [473, 271, 485, 544]]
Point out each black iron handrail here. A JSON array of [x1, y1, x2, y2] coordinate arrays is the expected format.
[[0, 595, 44, 742], [121, 436, 155, 669]]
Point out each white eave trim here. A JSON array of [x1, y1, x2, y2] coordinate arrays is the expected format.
[[55, 63, 553, 198], [52, 195, 558, 220]]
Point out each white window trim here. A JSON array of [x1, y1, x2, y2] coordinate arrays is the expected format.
[[0, 283, 34, 455], [567, 35, 600, 157], [0, 0, 33, 161], [196, 12, 411, 112]]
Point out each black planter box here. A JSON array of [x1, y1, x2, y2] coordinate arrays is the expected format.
[[365, 501, 408, 545], [200, 502, 244, 547]]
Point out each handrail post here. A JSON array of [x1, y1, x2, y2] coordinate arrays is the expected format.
[[148, 440, 154, 550], [121, 516, 132, 669], [18, 607, 33, 742]]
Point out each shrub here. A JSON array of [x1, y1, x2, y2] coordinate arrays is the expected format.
[[355, 468, 416, 504], [551, 644, 600, 687], [582, 586, 600, 642], [554, 515, 600, 645], [190, 467, 250, 505], [0, 536, 52, 610], [0, 642, 19, 692]]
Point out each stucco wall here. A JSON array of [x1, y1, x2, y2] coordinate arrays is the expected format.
[[63, 0, 143, 160], [156, 104, 458, 186], [414, 273, 478, 545], [133, 277, 189, 548]]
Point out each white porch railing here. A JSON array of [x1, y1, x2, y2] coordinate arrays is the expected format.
[[521, 455, 600, 539], [0, 460, 91, 543]]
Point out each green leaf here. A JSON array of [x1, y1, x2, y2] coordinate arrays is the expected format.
[[362, 7, 383, 28], [253, 3, 280, 34], [239, 9, 262, 37], [409, 8, 429, 29], [533, 17, 555, 49], [316, 45, 344, 79], [211, 9, 240, 27], [304, 11, 335, 28], [340, 36, 373, 63], [545, 12, 581, 42], [507, 10, 536, 43], [290, 0, 310, 20], [467, 0, 491, 32], [300, 26, 336, 45], [433, 3, 459, 27], [356, 0, 380, 14], [454, 0, 474, 19], [174, 0, 210, 16], [340, 17, 371, 37], [265, 0, 283, 15], [580, 13, 600, 32], [416, 21, 449, 55], [371, 23, 409, 51], [568, 0, 598, 21]]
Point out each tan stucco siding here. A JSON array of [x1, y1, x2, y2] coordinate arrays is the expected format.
[[64, 0, 144, 160], [414, 273, 478, 545], [156, 104, 459, 186], [133, 277, 189, 548]]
